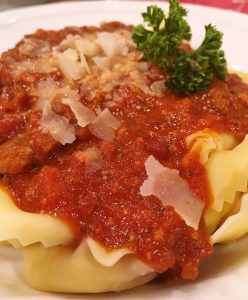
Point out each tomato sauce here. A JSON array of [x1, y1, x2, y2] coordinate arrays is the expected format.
[[1, 23, 248, 280]]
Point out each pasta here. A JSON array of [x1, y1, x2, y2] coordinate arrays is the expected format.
[[211, 192, 248, 244], [0, 189, 73, 248], [0, 3, 248, 294], [205, 135, 248, 237], [23, 241, 155, 293], [206, 136, 248, 213], [0, 189, 156, 292], [185, 129, 248, 242]]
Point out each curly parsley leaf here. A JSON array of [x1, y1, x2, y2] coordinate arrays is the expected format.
[[132, 0, 227, 94]]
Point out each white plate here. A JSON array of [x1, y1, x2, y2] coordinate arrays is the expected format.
[[1, 1, 248, 299]]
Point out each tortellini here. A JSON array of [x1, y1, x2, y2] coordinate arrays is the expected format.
[[23, 240, 155, 293], [184, 129, 237, 165], [186, 130, 248, 243], [211, 192, 248, 244], [0, 189, 73, 248], [207, 136, 248, 213], [0, 188, 156, 292]]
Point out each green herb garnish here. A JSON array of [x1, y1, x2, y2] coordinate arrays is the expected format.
[[132, 0, 227, 94]]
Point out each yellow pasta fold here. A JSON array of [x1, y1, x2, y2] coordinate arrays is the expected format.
[[0, 188, 156, 292], [0, 189, 73, 248], [206, 135, 248, 213], [184, 129, 237, 165], [87, 237, 133, 267], [211, 192, 248, 244], [23, 240, 156, 293], [204, 202, 233, 235], [185, 130, 248, 240]]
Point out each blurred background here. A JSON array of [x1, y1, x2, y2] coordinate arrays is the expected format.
[[0, 0, 247, 13], [0, 0, 76, 11]]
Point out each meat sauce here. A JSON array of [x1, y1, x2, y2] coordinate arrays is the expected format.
[[1, 22, 248, 279]]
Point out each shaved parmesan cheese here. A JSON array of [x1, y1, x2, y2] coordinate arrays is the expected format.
[[63, 48, 78, 61], [75, 147, 103, 173], [150, 80, 167, 96], [140, 155, 204, 230], [93, 56, 110, 71], [75, 39, 98, 56], [99, 108, 122, 130], [58, 49, 84, 81], [59, 34, 79, 50], [35, 79, 80, 110], [79, 52, 91, 74], [60, 35, 98, 57], [96, 32, 128, 57], [39, 102, 76, 145], [130, 70, 151, 94], [58, 45, 91, 79], [35, 78, 61, 109], [62, 98, 95, 127], [19, 38, 51, 56], [88, 108, 121, 141], [89, 122, 115, 141]]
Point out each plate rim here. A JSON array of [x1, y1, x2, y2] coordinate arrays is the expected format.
[[1, 0, 248, 23]]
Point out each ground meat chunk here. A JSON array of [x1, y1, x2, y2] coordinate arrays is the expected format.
[[227, 73, 248, 104], [0, 62, 14, 86], [0, 113, 26, 145], [0, 84, 29, 113], [0, 130, 57, 174]]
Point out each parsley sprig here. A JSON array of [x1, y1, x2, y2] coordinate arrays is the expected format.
[[132, 0, 227, 94]]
